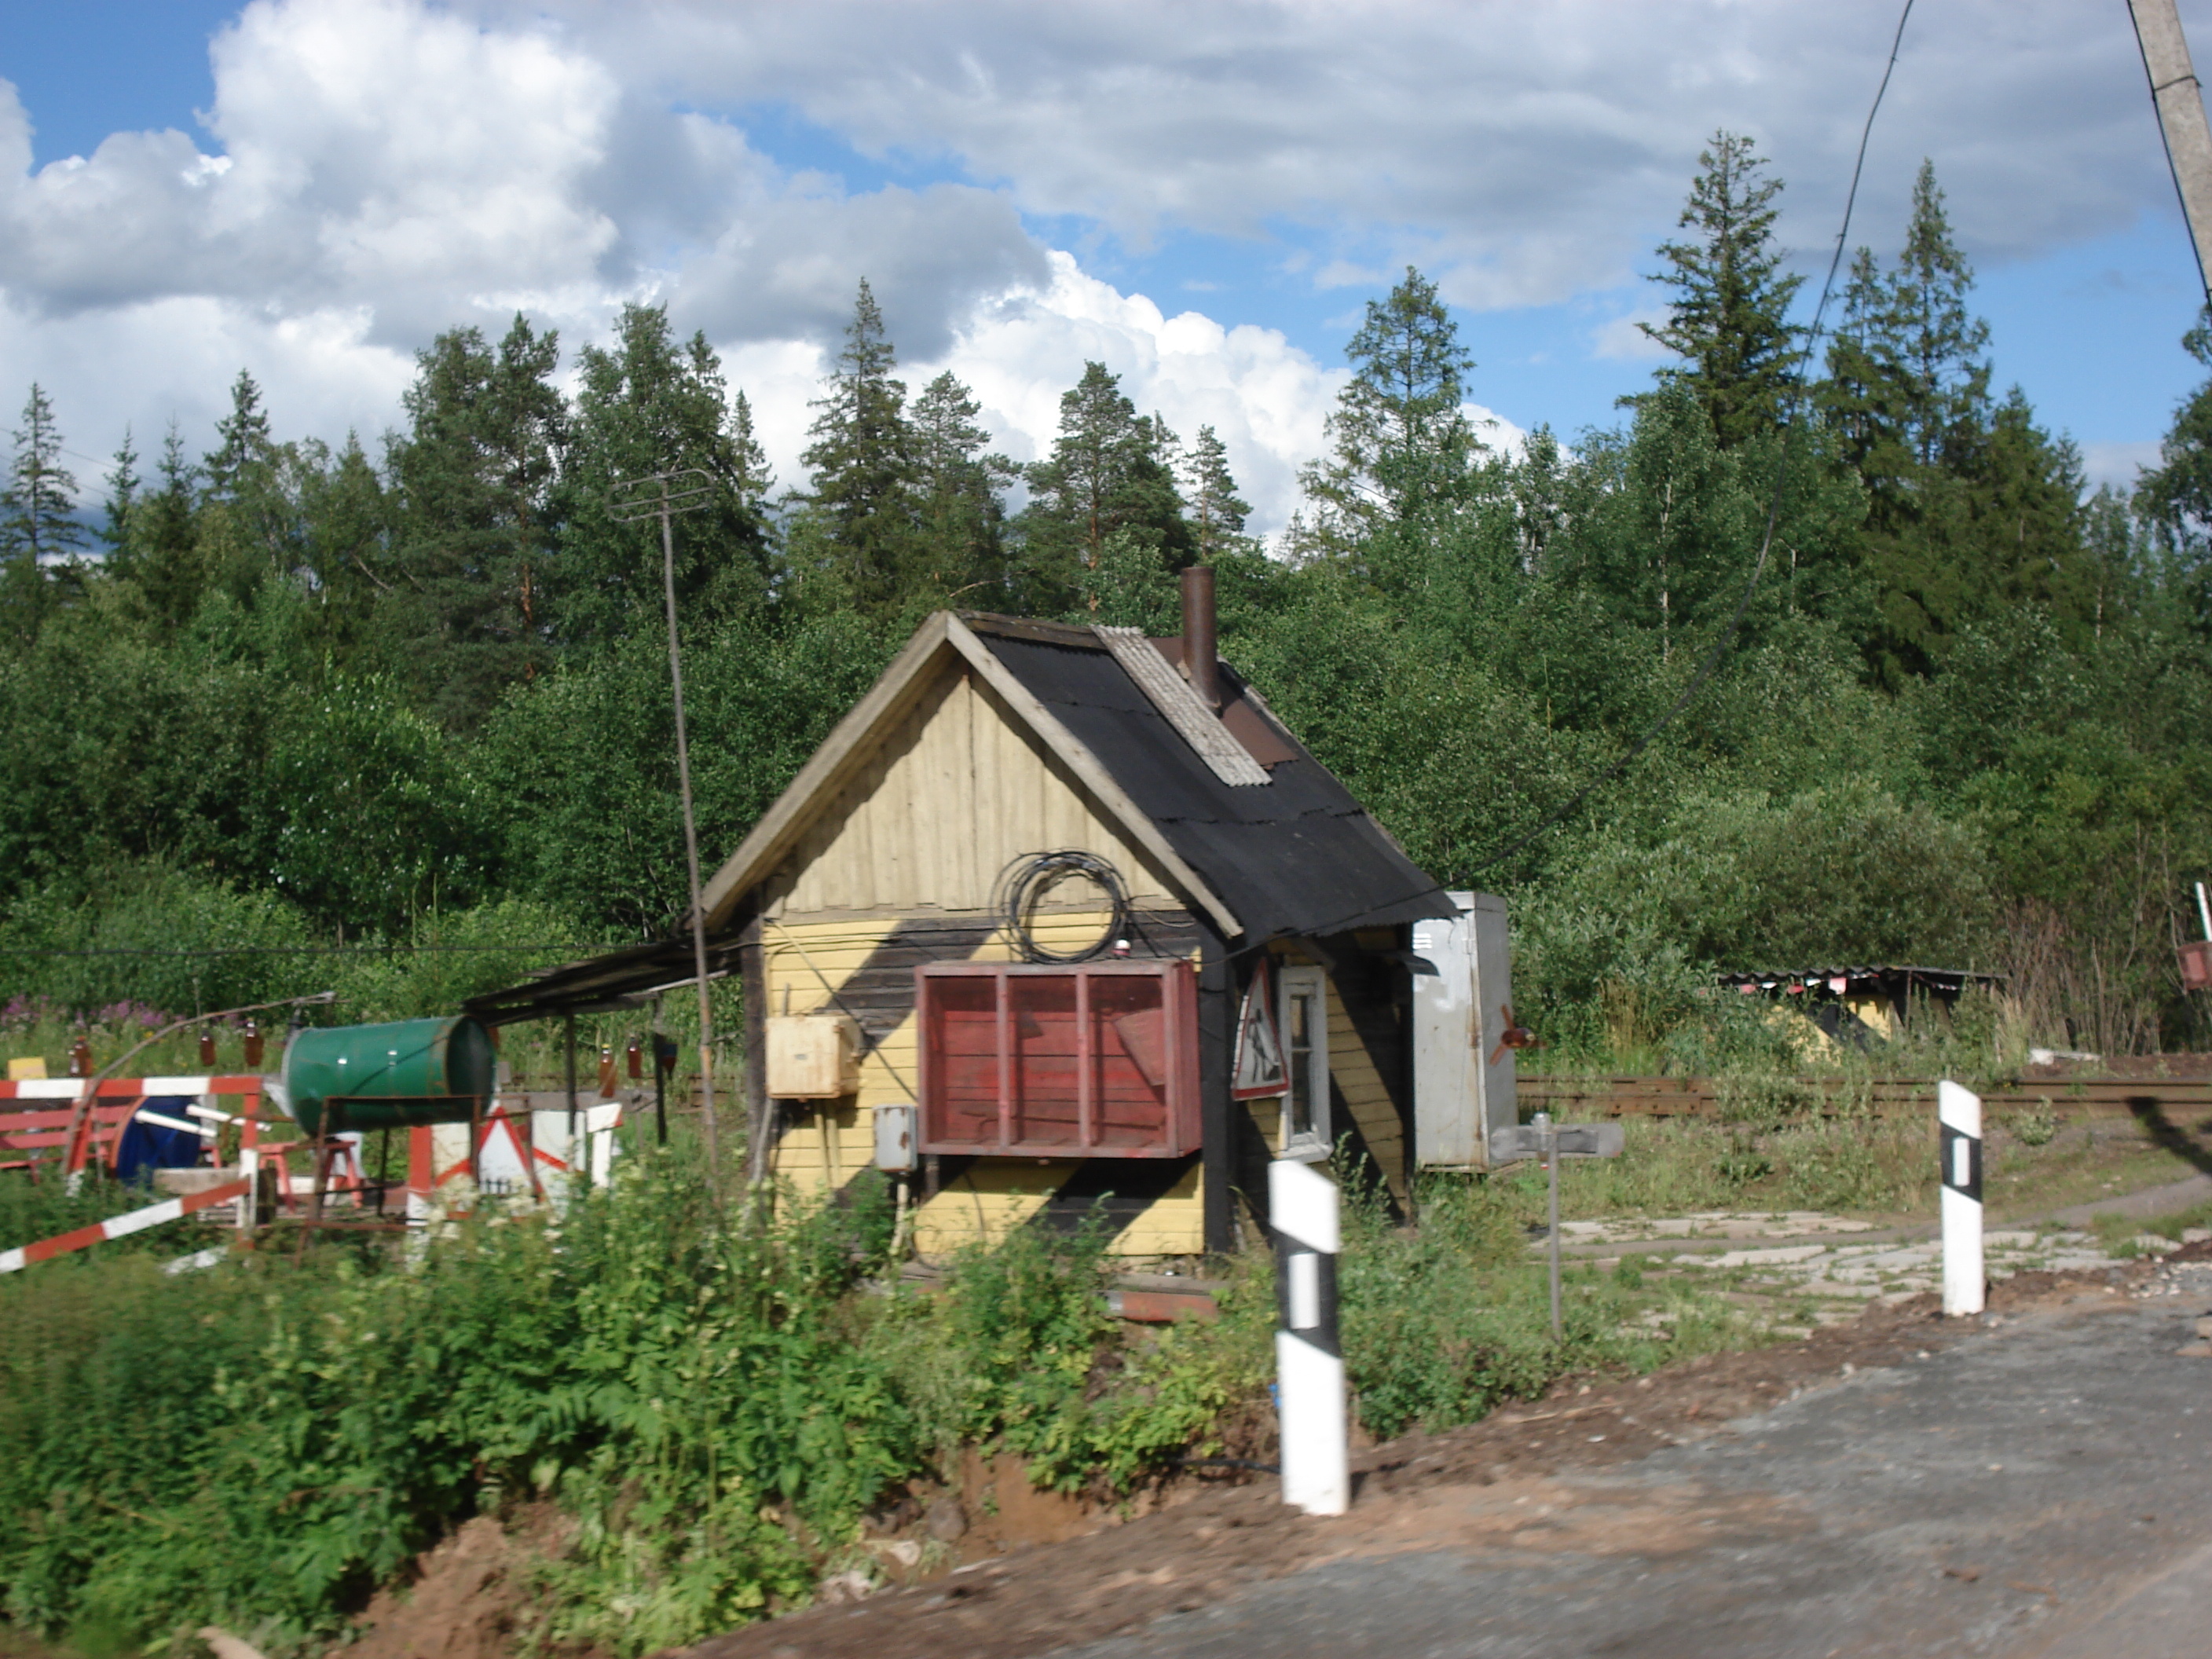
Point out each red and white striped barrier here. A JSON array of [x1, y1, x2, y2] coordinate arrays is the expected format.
[[0, 1177, 252, 1273], [0, 1076, 265, 1174]]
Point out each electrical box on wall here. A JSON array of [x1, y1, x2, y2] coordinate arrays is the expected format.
[[873, 1104, 917, 1171], [1411, 892, 1518, 1168], [766, 1013, 861, 1099]]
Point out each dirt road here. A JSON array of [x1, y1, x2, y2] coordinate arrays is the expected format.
[[1060, 1274, 2212, 1658], [696, 1256, 2212, 1659]]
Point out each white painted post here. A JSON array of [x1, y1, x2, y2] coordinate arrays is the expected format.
[[1271, 1158, 1348, 1517], [237, 1143, 258, 1236], [1939, 1080, 1984, 1317]]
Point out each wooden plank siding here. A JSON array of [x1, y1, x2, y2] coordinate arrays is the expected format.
[[760, 662, 1185, 919]]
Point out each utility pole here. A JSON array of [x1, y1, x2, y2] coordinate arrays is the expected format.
[[2130, 0, 2212, 302], [608, 468, 723, 1187]]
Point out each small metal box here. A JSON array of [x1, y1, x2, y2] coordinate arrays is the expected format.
[[873, 1104, 917, 1171], [766, 1013, 860, 1099]]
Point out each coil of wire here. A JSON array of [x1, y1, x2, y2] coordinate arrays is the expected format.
[[998, 850, 1130, 964]]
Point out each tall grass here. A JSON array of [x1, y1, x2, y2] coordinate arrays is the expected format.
[[0, 1141, 1769, 1657]]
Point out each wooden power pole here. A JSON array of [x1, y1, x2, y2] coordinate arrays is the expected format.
[[2131, 0, 2212, 302]]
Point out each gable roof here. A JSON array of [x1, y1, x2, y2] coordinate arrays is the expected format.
[[962, 616, 1452, 938], [700, 610, 1451, 942]]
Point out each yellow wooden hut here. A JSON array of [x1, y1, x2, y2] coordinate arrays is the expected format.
[[471, 574, 1463, 1256]]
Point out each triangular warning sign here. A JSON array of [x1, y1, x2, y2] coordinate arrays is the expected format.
[[1232, 959, 1288, 1100]]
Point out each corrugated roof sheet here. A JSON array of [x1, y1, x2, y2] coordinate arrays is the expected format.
[[967, 617, 1452, 939]]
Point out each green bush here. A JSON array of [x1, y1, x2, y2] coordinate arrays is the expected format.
[[0, 860, 314, 1018]]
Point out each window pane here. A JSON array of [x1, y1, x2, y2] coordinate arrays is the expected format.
[[1287, 987, 1317, 1141]]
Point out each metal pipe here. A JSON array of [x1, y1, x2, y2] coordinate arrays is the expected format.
[[2131, 0, 2212, 302], [1181, 564, 1221, 711], [1536, 1110, 1562, 1340], [653, 993, 668, 1148]]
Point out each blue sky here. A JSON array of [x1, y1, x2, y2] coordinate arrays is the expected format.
[[1, 0, 2207, 531]]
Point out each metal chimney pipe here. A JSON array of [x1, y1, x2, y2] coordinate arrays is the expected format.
[[1181, 565, 1221, 711]]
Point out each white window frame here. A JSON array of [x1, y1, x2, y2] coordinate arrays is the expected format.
[[1277, 964, 1331, 1162]]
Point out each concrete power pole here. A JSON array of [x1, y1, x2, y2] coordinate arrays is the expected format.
[[2131, 0, 2212, 302]]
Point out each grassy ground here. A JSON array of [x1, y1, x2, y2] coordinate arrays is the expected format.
[[1500, 1101, 2212, 1233]]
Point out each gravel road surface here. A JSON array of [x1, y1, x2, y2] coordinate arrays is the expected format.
[[1060, 1273, 2212, 1658]]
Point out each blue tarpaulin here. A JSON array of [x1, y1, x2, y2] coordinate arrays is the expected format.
[[114, 1097, 202, 1186]]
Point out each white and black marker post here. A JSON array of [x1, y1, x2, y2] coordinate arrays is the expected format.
[[1939, 1079, 1984, 1317], [1271, 1157, 1348, 1516]]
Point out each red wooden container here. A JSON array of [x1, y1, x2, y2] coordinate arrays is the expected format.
[[916, 961, 1200, 1157]]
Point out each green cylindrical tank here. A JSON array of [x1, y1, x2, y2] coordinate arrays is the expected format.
[[280, 1016, 497, 1137]]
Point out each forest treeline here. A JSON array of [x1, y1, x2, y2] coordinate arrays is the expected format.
[[3, 133, 2210, 1057]]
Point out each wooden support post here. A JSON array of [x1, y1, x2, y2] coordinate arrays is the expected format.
[[1199, 924, 1235, 1257], [564, 1011, 579, 1161], [741, 914, 768, 1181]]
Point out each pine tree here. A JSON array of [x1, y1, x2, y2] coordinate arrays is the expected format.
[[1639, 131, 1804, 448], [1183, 425, 1252, 561], [797, 280, 916, 606], [1020, 361, 1190, 610], [388, 313, 567, 722], [1298, 266, 1479, 549]]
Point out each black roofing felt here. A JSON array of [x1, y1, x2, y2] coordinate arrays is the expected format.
[[974, 625, 1453, 939]]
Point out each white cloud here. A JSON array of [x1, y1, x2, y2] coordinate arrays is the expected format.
[[528, 0, 2210, 303], [5, 0, 2199, 545], [1591, 312, 1675, 363], [2082, 439, 2163, 489], [918, 252, 1345, 530]]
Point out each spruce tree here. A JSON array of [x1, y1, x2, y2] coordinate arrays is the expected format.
[[1298, 266, 1479, 550], [1823, 161, 2093, 678], [909, 370, 1016, 604], [1640, 131, 1804, 447], [203, 370, 274, 502], [2137, 308, 2212, 633], [128, 424, 206, 627], [797, 280, 916, 606], [100, 429, 139, 561], [1, 384, 84, 641], [2, 383, 86, 563]]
